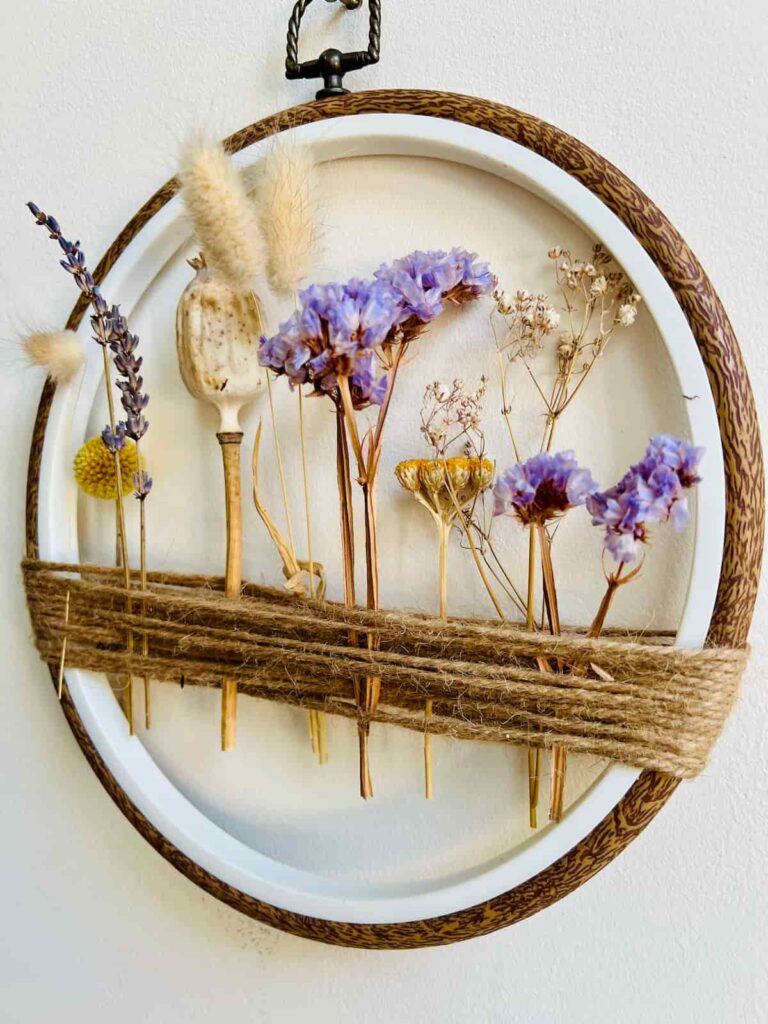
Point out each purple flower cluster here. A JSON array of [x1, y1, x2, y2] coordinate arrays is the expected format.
[[493, 450, 597, 526], [259, 249, 494, 410], [28, 203, 150, 494], [374, 248, 495, 326], [259, 278, 397, 408], [587, 435, 704, 562]]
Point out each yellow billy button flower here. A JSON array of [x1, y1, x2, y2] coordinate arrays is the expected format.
[[73, 435, 139, 500]]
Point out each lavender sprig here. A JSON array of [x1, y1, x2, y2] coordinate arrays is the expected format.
[[102, 422, 126, 452], [133, 471, 153, 502], [27, 202, 150, 490]]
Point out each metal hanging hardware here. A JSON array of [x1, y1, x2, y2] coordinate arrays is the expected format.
[[285, 0, 381, 100]]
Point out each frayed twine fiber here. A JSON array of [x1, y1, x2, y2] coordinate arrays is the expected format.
[[22, 560, 748, 778]]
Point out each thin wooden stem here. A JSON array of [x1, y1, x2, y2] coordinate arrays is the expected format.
[[140, 485, 150, 729], [297, 388, 315, 598], [265, 370, 296, 562], [337, 376, 364, 471], [317, 706, 328, 765], [588, 571, 623, 640], [113, 446, 134, 734], [424, 700, 434, 801], [425, 516, 451, 799], [538, 524, 561, 635], [218, 432, 243, 751], [335, 407, 371, 796], [360, 477, 380, 799], [443, 470, 506, 622], [298, 385, 324, 756], [101, 344, 117, 428], [102, 344, 134, 733], [57, 590, 70, 699], [335, 407, 356, 607], [438, 517, 449, 621], [481, 534, 528, 617], [309, 709, 319, 754], [537, 524, 567, 822], [526, 524, 538, 827], [526, 527, 536, 631], [496, 350, 521, 462]]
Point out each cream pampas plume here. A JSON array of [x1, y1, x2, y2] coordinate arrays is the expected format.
[[22, 330, 85, 383], [178, 138, 264, 293], [258, 138, 319, 295]]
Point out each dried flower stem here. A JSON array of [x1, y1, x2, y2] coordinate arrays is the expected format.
[[308, 709, 319, 754], [335, 407, 356, 606], [334, 404, 368, 792], [337, 377, 380, 798], [101, 345, 135, 732], [137, 442, 150, 730], [536, 523, 567, 822], [264, 368, 297, 563], [526, 526, 541, 827], [251, 423, 325, 595], [336, 342, 412, 797], [57, 590, 70, 700], [444, 474, 505, 622], [480, 544, 528, 618], [297, 389, 315, 598], [496, 350, 521, 461], [297, 382, 326, 760], [427, 515, 451, 798], [589, 564, 626, 640]]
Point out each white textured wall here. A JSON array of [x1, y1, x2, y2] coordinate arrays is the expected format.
[[1, 2, 766, 1021]]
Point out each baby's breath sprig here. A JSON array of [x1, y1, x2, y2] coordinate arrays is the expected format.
[[542, 244, 641, 450], [398, 376, 496, 797], [492, 244, 642, 456], [420, 376, 488, 460]]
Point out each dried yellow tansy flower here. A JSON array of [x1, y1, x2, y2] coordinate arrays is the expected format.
[[395, 457, 494, 520]]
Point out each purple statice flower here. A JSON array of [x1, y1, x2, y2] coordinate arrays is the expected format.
[[259, 249, 494, 409], [638, 435, 704, 491], [374, 248, 495, 331], [259, 277, 400, 409], [102, 422, 126, 453], [587, 435, 704, 562], [493, 450, 597, 525], [27, 203, 150, 443]]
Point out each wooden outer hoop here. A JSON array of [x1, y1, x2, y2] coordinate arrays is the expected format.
[[25, 89, 763, 949]]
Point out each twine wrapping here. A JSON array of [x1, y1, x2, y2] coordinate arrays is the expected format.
[[22, 559, 747, 778]]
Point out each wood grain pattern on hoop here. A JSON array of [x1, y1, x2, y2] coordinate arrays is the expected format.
[[24, 89, 763, 949]]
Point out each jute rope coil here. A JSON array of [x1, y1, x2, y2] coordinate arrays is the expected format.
[[22, 559, 747, 778]]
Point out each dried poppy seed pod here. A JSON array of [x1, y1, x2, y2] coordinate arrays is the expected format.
[[175, 255, 264, 433], [175, 254, 265, 751]]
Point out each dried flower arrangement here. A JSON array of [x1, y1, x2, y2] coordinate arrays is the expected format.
[[23, 136, 744, 835]]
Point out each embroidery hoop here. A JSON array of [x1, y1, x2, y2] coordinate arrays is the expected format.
[[26, 91, 763, 948]]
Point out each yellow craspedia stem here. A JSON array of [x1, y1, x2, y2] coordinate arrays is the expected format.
[[73, 436, 139, 500]]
